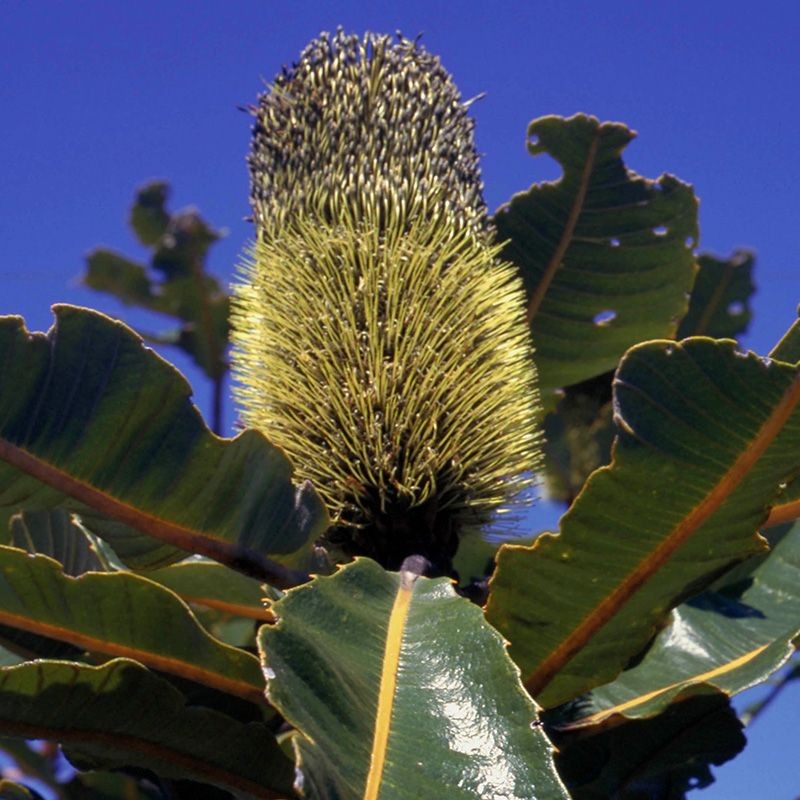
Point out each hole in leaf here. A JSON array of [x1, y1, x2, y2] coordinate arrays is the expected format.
[[728, 301, 745, 316], [609, 237, 621, 248], [593, 309, 616, 326], [653, 225, 668, 237], [527, 133, 540, 147]]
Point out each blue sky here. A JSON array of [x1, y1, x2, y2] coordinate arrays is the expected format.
[[1, 1, 799, 796]]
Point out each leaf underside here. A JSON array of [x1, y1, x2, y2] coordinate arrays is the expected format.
[[578, 519, 800, 723], [676, 250, 755, 340], [0, 306, 327, 585], [0, 658, 294, 799], [539, 248, 758, 506], [0, 545, 265, 702], [84, 180, 230, 381], [487, 337, 800, 708], [494, 114, 698, 402]]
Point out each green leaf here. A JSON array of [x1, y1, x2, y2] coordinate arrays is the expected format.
[[763, 320, 800, 527], [145, 559, 273, 621], [0, 621, 81, 663], [552, 692, 745, 799], [129, 180, 170, 245], [151, 208, 220, 279], [0, 545, 265, 703], [0, 306, 327, 585], [765, 481, 800, 530], [452, 531, 501, 586], [486, 337, 800, 708], [83, 182, 230, 384], [84, 249, 155, 308], [541, 371, 615, 504], [770, 310, 800, 364], [65, 771, 163, 799], [571, 520, 800, 724], [0, 658, 294, 799], [84, 251, 229, 348], [259, 558, 568, 800], [10, 509, 105, 575], [677, 250, 755, 339], [740, 657, 800, 725], [0, 644, 25, 666], [494, 114, 698, 402], [84, 249, 230, 382], [0, 781, 47, 800]]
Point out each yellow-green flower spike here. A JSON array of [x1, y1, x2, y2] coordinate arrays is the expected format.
[[232, 31, 542, 572]]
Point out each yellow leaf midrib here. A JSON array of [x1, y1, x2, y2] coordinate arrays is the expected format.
[[566, 643, 770, 728], [363, 570, 416, 800]]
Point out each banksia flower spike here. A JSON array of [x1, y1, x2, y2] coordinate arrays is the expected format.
[[247, 30, 489, 240], [232, 30, 542, 574]]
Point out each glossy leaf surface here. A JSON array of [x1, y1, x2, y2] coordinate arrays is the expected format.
[[260, 558, 567, 800], [487, 337, 800, 708], [0, 545, 264, 702], [573, 520, 800, 724], [494, 114, 698, 401], [0, 306, 326, 585], [0, 658, 294, 799]]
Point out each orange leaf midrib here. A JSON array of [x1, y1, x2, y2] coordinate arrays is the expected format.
[[525, 129, 601, 325], [0, 609, 264, 704], [0, 439, 305, 588], [765, 497, 800, 529], [525, 370, 800, 697], [178, 595, 275, 622]]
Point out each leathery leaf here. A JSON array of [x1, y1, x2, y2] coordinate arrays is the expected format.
[[0, 658, 294, 799], [494, 114, 698, 403], [0, 545, 265, 703], [144, 559, 273, 621], [486, 336, 800, 708], [572, 520, 800, 725], [259, 558, 568, 800], [0, 306, 326, 585]]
